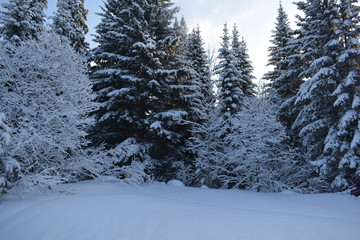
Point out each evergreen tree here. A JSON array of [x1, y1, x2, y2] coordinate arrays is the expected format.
[[277, 22, 307, 131], [0, 33, 98, 190], [90, 0, 153, 147], [172, 26, 215, 183], [146, 0, 199, 179], [51, 0, 89, 53], [290, 0, 342, 189], [263, 2, 302, 100], [169, 15, 200, 123], [215, 23, 243, 117], [186, 26, 214, 110], [0, 0, 47, 42], [232, 25, 257, 97], [275, 0, 360, 191], [171, 21, 203, 126], [321, 0, 360, 189], [91, 0, 196, 181]]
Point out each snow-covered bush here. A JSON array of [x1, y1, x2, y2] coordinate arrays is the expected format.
[[191, 97, 312, 192], [0, 113, 11, 160], [223, 97, 306, 192], [189, 104, 232, 188], [101, 138, 153, 186], [0, 33, 98, 192], [0, 112, 20, 193]]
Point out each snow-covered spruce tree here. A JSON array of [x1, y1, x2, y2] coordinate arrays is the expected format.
[[91, 0, 196, 181], [51, 0, 89, 54], [0, 112, 20, 193], [290, 0, 342, 190], [0, 33, 98, 191], [170, 25, 216, 183], [215, 23, 244, 117], [89, 0, 156, 182], [320, 0, 360, 190], [146, 0, 201, 180], [185, 26, 214, 112], [0, 0, 47, 42], [276, 17, 307, 131], [90, 0, 153, 148], [169, 15, 200, 125], [263, 2, 302, 101], [232, 25, 257, 97]]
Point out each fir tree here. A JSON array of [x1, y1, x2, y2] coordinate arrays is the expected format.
[[186, 26, 214, 111], [146, 0, 198, 178], [180, 16, 187, 36], [51, 0, 89, 53], [276, 21, 307, 131], [0, 0, 47, 42], [90, 0, 153, 147], [321, 0, 360, 189], [263, 2, 302, 101], [215, 23, 243, 117], [174, 26, 215, 183], [291, 0, 342, 189], [91, 0, 196, 181], [232, 25, 257, 97]]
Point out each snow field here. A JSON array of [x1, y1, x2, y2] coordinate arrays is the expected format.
[[0, 179, 359, 240]]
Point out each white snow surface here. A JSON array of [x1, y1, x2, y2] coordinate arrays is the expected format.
[[0, 180, 359, 240]]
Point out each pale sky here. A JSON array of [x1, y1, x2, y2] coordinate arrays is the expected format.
[[0, 0, 300, 80], [174, 0, 299, 80]]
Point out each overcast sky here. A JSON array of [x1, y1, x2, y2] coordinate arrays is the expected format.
[[1, 0, 300, 80]]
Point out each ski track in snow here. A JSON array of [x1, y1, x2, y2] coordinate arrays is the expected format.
[[0, 180, 359, 240]]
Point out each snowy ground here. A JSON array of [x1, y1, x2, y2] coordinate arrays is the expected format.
[[0, 179, 359, 240]]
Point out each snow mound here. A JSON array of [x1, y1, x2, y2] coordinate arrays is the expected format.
[[167, 179, 185, 187]]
